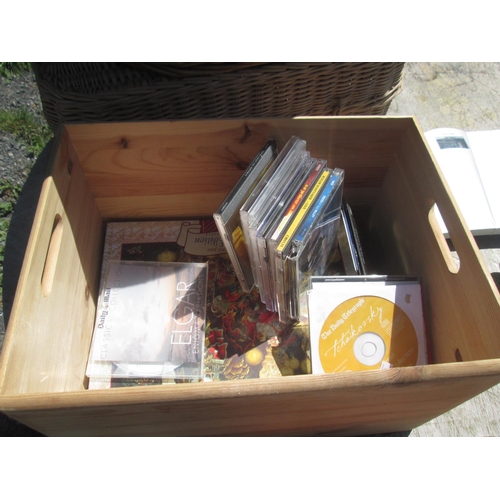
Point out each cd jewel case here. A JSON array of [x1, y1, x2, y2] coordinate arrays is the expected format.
[[214, 139, 277, 292], [86, 260, 208, 380], [214, 135, 347, 324], [307, 276, 428, 374]]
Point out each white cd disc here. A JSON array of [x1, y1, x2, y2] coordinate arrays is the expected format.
[[353, 332, 386, 366]]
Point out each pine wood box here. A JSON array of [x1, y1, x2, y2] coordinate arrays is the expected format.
[[1, 117, 500, 436]]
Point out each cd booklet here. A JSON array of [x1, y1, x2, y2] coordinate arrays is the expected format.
[[307, 276, 427, 374]]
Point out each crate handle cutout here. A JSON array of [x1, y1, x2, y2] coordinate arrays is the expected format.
[[41, 213, 63, 297], [428, 202, 460, 274]]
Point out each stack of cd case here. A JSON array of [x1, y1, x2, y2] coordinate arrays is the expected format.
[[213, 139, 278, 292], [274, 168, 344, 322], [214, 136, 345, 323]]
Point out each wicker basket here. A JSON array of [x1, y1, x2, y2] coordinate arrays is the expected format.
[[32, 62, 405, 133]]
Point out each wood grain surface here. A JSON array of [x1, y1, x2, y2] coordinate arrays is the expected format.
[[2, 114, 500, 437], [2, 63, 500, 436], [388, 62, 500, 436]]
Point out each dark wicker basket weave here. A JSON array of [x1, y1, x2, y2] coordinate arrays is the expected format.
[[32, 62, 405, 133]]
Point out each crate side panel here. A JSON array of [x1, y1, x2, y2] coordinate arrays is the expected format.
[[2, 361, 500, 436], [370, 121, 500, 364], [252, 117, 405, 201], [68, 120, 275, 204], [66, 118, 406, 213], [96, 192, 234, 220], [0, 143, 103, 395]]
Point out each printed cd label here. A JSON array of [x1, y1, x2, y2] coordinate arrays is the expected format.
[[317, 295, 419, 373]]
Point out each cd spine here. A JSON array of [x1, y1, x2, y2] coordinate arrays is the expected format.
[[261, 158, 325, 310], [275, 169, 333, 322], [213, 139, 277, 292], [240, 137, 307, 290], [288, 169, 345, 321], [251, 150, 310, 303], [215, 139, 277, 223], [255, 154, 314, 307]]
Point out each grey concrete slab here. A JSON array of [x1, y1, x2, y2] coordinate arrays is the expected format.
[[389, 62, 500, 132]]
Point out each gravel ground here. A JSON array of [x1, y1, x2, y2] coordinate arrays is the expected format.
[[0, 69, 47, 346], [0, 68, 48, 436]]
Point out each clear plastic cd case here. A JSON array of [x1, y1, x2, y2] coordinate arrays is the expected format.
[[287, 168, 344, 321], [251, 151, 311, 304], [86, 260, 208, 380], [212, 134, 348, 325], [239, 136, 307, 291], [339, 201, 367, 275], [307, 276, 427, 374], [213, 139, 277, 292], [274, 168, 344, 322], [257, 158, 326, 311]]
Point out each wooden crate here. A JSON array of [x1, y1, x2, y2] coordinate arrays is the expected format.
[[1, 117, 500, 436]]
